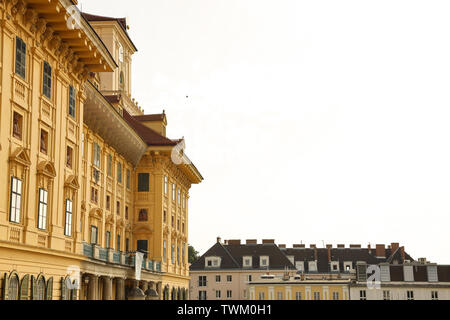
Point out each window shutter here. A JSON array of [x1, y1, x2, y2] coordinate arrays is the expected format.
[[20, 274, 29, 300], [61, 277, 67, 301], [46, 277, 53, 300], [3, 273, 9, 300], [31, 276, 38, 300]]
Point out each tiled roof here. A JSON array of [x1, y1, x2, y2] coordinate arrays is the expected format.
[[122, 109, 180, 147], [82, 13, 138, 51], [190, 243, 296, 271], [134, 114, 166, 122]]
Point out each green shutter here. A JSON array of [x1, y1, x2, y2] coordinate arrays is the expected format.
[[19, 274, 29, 300], [3, 273, 9, 300], [31, 276, 37, 300], [61, 277, 67, 301], [46, 277, 53, 300]]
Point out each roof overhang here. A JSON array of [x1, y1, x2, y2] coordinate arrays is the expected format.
[[16, 0, 117, 75], [84, 81, 147, 166]]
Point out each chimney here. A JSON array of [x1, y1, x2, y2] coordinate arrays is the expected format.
[[326, 245, 332, 262], [337, 244, 345, 249], [246, 239, 257, 245], [350, 244, 361, 249], [262, 239, 275, 245], [136, 113, 168, 137], [228, 240, 241, 245], [376, 244, 386, 258], [217, 237, 222, 244], [391, 243, 400, 253], [310, 244, 316, 249], [293, 244, 305, 248], [400, 246, 406, 261], [278, 244, 286, 249]]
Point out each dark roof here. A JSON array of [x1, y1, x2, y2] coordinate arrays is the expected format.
[[190, 243, 295, 271], [122, 109, 180, 147], [134, 114, 166, 122], [104, 94, 121, 104], [82, 13, 138, 52], [438, 266, 450, 282]]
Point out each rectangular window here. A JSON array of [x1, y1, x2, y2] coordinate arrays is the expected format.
[[178, 189, 181, 205], [163, 240, 167, 261], [198, 276, 207, 287], [43, 61, 52, 99], [90, 226, 98, 245], [65, 200, 73, 237], [117, 162, 122, 183], [227, 290, 232, 299], [117, 235, 121, 252], [177, 246, 180, 265], [37, 189, 48, 230], [183, 193, 186, 208], [116, 201, 120, 215], [91, 187, 98, 204], [216, 290, 221, 299], [93, 143, 101, 168], [40, 130, 48, 154], [431, 291, 439, 300], [199, 291, 207, 300], [333, 292, 339, 300], [68, 85, 76, 118], [164, 176, 168, 195], [314, 292, 321, 300], [227, 275, 232, 282], [172, 184, 175, 201], [277, 292, 283, 300], [125, 206, 129, 220], [138, 173, 149, 192], [126, 238, 129, 252], [172, 244, 175, 264], [15, 36, 26, 79], [126, 169, 130, 189], [13, 112, 23, 140], [182, 244, 186, 265], [9, 177, 22, 224], [360, 290, 367, 300], [383, 290, 391, 300], [216, 275, 221, 282], [259, 292, 265, 300], [107, 154, 113, 177], [296, 292, 302, 300], [407, 291, 414, 300], [66, 146, 73, 168], [106, 231, 111, 249], [106, 195, 110, 211]]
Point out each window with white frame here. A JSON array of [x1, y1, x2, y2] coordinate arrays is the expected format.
[[93, 143, 101, 168], [9, 177, 22, 224], [178, 189, 181, 205], [344, 262, 352, 272], [431, 291, 439, 300], [277, 292, 283, 300], [260, 256, 269, 268], [37, 189, 48, 230], [331, 261, 339, 272], [313, 292, 320, 300], [227, 275, 232, 282], [164, 176, 168, 195], [227, 290, 232, 299], [332, 292, 339, 300], [198, 276, 207, 287], [172, 184, 175, 201], [216, 275, 221, 282], [182, 192, 186, 208], [407, 291, 414, 300], [308, 261, 318, 272], [258, 292, 265, 300], [383, 290, 391, 300], [295, 292, 301, 300], [65, 199, 73, 237], [295, 261, 304, 272], [243, 256, 252, 268], [247, 275, 252, 282], [205, 257, 221, 268], [216, 290, 221, 298]]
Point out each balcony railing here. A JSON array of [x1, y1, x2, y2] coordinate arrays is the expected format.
[[82, 243, 162, 274]]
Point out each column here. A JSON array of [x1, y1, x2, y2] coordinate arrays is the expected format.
[[141, 281, 149, 292], [103, 277, 113, 300], [115, 278, 125, 300], [87, 275, 99, 300]]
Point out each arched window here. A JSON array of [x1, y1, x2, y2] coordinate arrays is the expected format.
[[138, 209, 148, 222], [119, 71, 124, 88], [36, 276, 46, 300], [8, 274, 19, 300]]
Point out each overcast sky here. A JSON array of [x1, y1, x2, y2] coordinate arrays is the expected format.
[[81, 0, 450, 263]]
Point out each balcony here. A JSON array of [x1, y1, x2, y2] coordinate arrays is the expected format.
[[82, 243, 163, 274]]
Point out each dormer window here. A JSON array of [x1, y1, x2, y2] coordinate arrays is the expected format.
[[308, 261, 318, 272], [243, 256, 252, 268], [331, 261, 340, 272], [205, 257, 221, 268], [296, 261, 304, 272], [344, 262, 353, 272], [260, 256, 269, 268]]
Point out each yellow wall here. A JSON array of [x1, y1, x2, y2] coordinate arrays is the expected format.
[[251, 283, 350, 300]]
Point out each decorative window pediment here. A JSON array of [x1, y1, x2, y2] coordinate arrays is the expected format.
[[64, 175, 80, 190], [9, 147, 31, 167], [105, 214, 114, 226], [89, 208, 103, 220], [37, 161, 56, 179], [132, 224, 152, 234]]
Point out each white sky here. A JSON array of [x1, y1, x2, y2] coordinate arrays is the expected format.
[[81, 0, 450, 263]]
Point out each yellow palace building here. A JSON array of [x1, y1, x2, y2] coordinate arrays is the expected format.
[[0, 0, 202, 300]]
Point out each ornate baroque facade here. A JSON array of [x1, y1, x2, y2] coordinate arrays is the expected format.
[[0, 0, 202, 300]]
